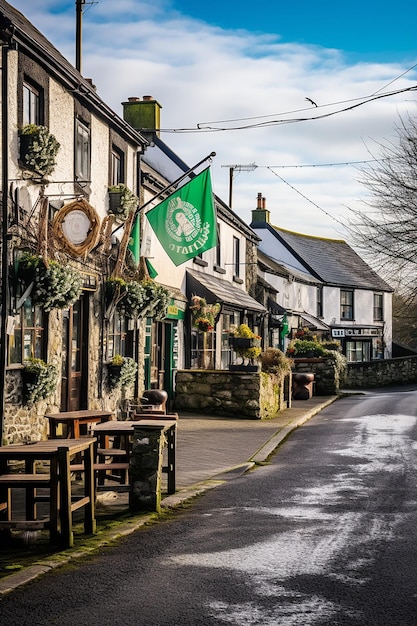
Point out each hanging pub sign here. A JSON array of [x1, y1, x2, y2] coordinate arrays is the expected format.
[[52, 198, 100, 257]]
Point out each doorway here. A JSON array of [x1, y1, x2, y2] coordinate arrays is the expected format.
[[61, 295, 89, 411]]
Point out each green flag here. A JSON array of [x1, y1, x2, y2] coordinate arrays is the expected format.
[[145, 258, 158, 279], [128, 214, 140, 265], [280, 313, 289, 339], [145, 168, 217, 266]]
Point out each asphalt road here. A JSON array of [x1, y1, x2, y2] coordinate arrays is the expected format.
[[2, 388, 417, 625]]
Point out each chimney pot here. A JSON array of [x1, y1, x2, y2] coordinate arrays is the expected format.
[[257, 192, 262, 209], [128, 97, 141, 102], [262, 197, 266, 209], [143, 95, 153, 101]]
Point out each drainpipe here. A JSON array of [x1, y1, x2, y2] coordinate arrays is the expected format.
[[0, 42, 10, 445]]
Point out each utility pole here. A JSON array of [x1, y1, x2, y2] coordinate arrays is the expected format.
[[75, 0, 86, 72], [221, 163, 257, 209]]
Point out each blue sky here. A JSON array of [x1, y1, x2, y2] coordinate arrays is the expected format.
[[9, 0, 417, 246], [172, 0, 417, 62]]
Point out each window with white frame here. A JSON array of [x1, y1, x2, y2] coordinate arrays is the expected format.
[[340, 289, 354, 320], [111, 147, 124, 186], [317, 285, 323, 318], [75, 118, 91, 180], [233, 236, 240, 277], [373, 293, 383, 321], [23, 81, 42, 126]]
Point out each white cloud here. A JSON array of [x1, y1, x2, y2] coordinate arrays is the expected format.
[[11, 0, 417, 242]]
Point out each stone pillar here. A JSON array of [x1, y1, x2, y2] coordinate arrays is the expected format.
[[129, 425, 165, 513]]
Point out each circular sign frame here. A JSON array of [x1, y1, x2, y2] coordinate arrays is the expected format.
[[53, 198, 100, 257]]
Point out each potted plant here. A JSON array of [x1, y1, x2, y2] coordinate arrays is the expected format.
[[229, 323, 262, 371], [108, 184, 138, 220], [189, 296, 221, 332], [107, 354, 138, 389], [22, 357, 58, 405], [19, 124, 60, 178], [17, 252, 82, 311]]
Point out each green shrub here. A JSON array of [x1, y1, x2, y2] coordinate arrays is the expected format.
[[261, 348, 292, 376]]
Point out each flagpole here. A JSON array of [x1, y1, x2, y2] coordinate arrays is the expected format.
[[111, 151, 216, 237]]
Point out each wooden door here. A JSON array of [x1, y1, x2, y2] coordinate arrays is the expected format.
[[61, 296, 88, 411]]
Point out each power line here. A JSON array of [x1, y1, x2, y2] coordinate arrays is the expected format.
[[257, 158, 391, 169], [157, 84, 417, 134], [371, 61, 417, 95], [266, 167, 346, 227]]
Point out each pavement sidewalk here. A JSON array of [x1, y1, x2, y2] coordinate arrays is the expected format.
[[0, 394, 338, 596]]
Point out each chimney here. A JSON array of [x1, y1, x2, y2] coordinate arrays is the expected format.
[[122, 96, 162, 139], [85, 78, 97, 91], [251, 193, 270, 224]]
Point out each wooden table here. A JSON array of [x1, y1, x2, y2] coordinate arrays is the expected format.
[[0, 438, 96, 548], [92, 419, 177, 505], [45, 409, 113, 438]]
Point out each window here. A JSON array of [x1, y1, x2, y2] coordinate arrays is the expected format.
[[75, 119, 91, 180], [107, 310, 128, 358], [111, 147, 124, 186], [340, 289, 354, 320], [233, 236, 240, 277], [317, 286, 323, 318], [346, 340, 371, 362], [191, 329, 215, 369], [8, 298, 45, 364], [215, 223, 221, 268], [23, 81, 41, 126], [373, 293, 383, 321]]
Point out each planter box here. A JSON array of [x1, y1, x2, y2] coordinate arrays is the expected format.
[[19, 134, 32, 165], [229, 337, 260, 349], [108, 192, 124, 215], [229, 364, 259, 372]]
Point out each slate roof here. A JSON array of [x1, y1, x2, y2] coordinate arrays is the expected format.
[[269, 225, 393, 292], [0, 0, 147, 146], [257, 249, 321, 285], [186, 269, 266, 313]]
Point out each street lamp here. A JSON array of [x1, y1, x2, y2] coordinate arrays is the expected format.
[[221, 163, 257, 209]]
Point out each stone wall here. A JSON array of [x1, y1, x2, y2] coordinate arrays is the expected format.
[[4, 369, 55, 444], [345, 356, 417, 388], [175, 369, 290, 419], [292, 357, 341, 395]]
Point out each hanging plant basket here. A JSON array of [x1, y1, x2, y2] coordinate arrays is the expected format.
[[22, 357, 58, 405], [105, 277, 169, 320], [108, 184, 138, 220], [229, 337, 254, 349], [229, 324, 262, 367], [17, 252, 82, 311], [19, 124, 60, 178], [189, 296, 221, 333], [107, 355, 138, 389]]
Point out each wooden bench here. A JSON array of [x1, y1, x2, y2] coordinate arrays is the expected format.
[[0, 473, 52, 526], [70, 462, 130, 492]]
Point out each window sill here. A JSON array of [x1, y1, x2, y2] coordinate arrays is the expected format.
[[193, 257, 208, 267], [233, 276, 244, 284], [214, 265, 226, 275]]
